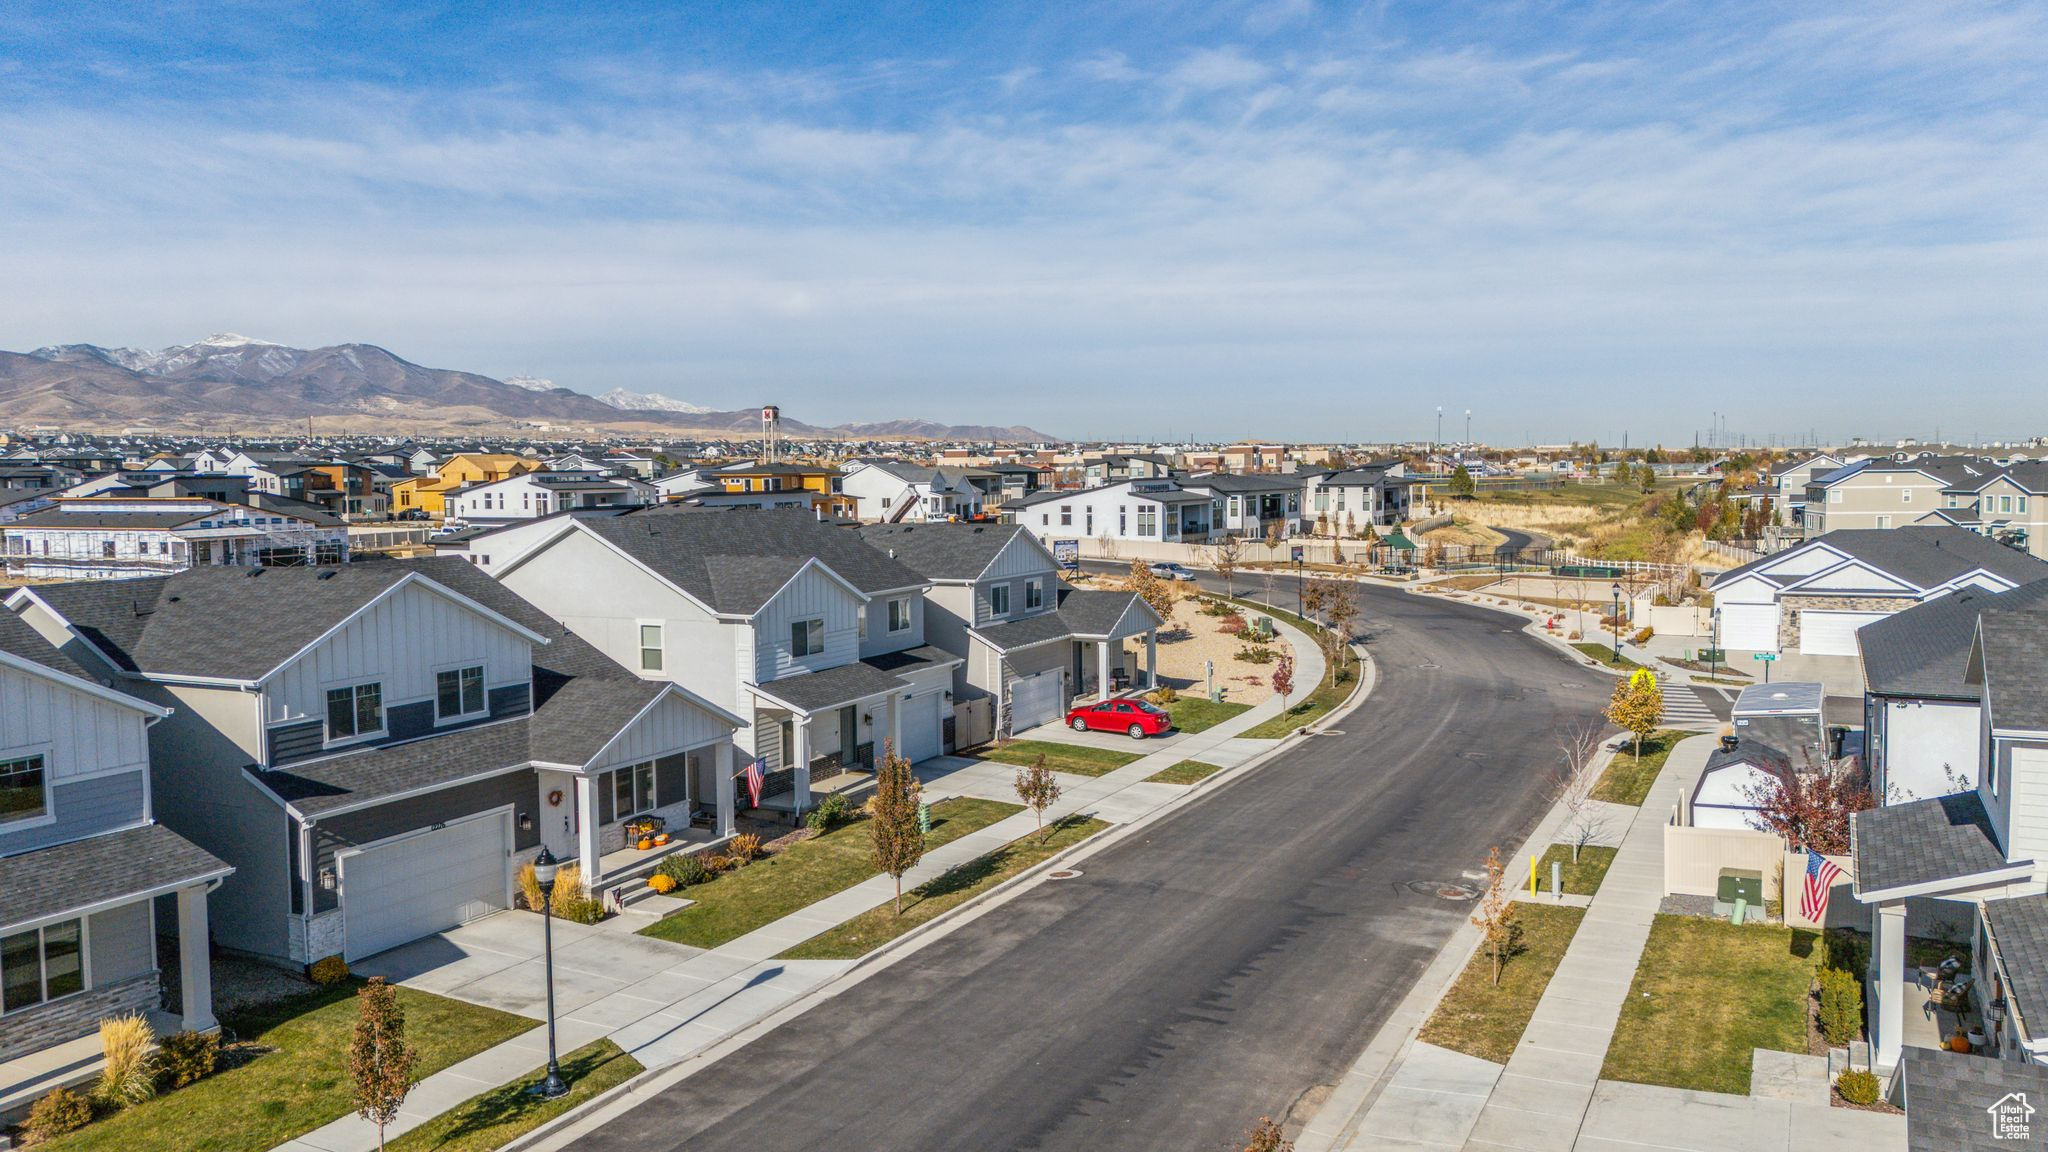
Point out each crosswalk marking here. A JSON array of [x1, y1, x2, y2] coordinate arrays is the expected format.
[[1652, 673, 1721, 730]]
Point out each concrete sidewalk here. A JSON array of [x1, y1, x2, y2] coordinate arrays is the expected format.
[[276, 611, 1339, 1152]]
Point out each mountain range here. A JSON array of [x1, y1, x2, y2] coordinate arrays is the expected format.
[[0, 335, 1055, 441]]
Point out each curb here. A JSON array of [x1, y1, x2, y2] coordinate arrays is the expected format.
[[507, 606, 1381, 1151]]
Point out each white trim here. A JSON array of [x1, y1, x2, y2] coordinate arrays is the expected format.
[[431, 661, 489, 725], [0, 915, 90, 1017], [335, 806, 515, 962], [0, 857, 232, 937], [252, 572, 550, 687], [576, 686, 743, 772], [495, 520, 724, 617], [0, 746, 55, 833], [1855, 862, 2037, 903], [0, 643, 171, 717]]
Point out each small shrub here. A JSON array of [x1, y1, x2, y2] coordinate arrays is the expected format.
[[1146, 685, 1179, 705], [308, 954, 351, 986], [1836, 1069, 1880, 1106], [95, 1014, 157, 1107], [807, 793, 852, 833], [1237, 644, 1276, 664], [657, 853, 711, 887], [1631, 626, 1654, 645], [1219, 614, 1247, 635], [26, 1087, 94, 1142], [518, 860, 603, 922], [156, 1030, 218, 1089], [1198, 598, 1234, 617], [728, 833, 764, 863], [1817, 967, 1864, 1046], [647, 872, 678, 894]]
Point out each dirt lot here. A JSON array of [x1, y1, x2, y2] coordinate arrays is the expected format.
[[1079, 579, 1295, 705]]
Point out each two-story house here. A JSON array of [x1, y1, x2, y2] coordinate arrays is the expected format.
[[390, 454, 543, 518], [444, 471, 654, 526], [839, 460, 981, 523], [1943, 461, 2048, 559], [0, 613, 230, 1073], [1006, 479, 1222, 548], [1804, 455, 2000, 537], [3, 497, 349, 580], [707, 462, 857, 520], [494, 507, 949, 820], [1183, 473, 1302, 540], [859, 523, 1162, 732], [7, 558, 743, 968], [1300, 463, 1424, 532]]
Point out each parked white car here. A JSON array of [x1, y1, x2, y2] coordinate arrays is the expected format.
[[1148, 562, 1196, 582]]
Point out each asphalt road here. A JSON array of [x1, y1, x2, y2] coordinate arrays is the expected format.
[[573, 568, 1612, 1152]]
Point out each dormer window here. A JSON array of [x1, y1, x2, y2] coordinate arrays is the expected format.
[[0, 754, 49, 827], [436, 665, 486, 721]]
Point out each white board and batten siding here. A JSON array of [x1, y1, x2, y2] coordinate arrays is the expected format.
[[752, 564, 863, 684], [587, 693, 732, 774], [263, 579, 534, 725], [1997, 743, 2048, 887], [0, 661, 152, 780]]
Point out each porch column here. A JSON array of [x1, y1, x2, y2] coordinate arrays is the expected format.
[[176, 887, 217, 1034], [888, 694, 903, 761], [1873, 900, 1907, 1071], [714, 741, 736, 838], [1145, 631, 1158, 690], [575, 774, 600, 879], [792, 717, 812, 822], [1097, 640, 1111, 699]]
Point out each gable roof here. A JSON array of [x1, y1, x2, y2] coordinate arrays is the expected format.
[[857, 522, 1049, 582], [1851, 791, 2025, 899], [1717, 528, 2048, 594], [1978, 608, 2048, 733], [1859, 580, 2048, 701], [0, 608, 94, 682]]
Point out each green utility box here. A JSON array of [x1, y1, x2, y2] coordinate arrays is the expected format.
[[1714, 870, 1764, 921]]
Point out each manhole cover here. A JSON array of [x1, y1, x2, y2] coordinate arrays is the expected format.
[[1560, 681, 1585, 689], [1048, 869, 1081, 880], [1417, 662, 1441, 670], [1461, 751, 1491, 761], [1406, 879, 1480, 901]]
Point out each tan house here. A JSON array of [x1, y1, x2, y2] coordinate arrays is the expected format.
[[1803, 455, 2000, 537]]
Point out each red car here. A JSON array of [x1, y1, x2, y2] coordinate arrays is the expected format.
[[1065, 697, 1174, 740]]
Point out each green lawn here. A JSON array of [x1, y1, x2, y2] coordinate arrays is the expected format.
[[1162, 696, 1251, 733], [639, 797, 1022, 948], [44, 984, 532, 1152], [778, 815, 1112, 960], [1145, 760, 1227, 785], [386, 1040, 642, 1152], [1570, 642, 1650, 672], [1602, 916, 1819, 1094], [1591, 730, 1685, 806], [976, 740, 1143, 778], [1534, 844, 1618, 896], [1418, 904, 1586, 1064]]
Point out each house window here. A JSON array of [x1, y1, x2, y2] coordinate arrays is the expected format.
[[1948, 494, 1959, 508], [1024, 579, 1043, 610], [1, 919, 84, 1014], [882, 496, 892, 509], [1901, 489, 1911, 503], [1314, 490, 1328, 511], [0, 754, 48, 826], [325, 682, 384, 741], [101, 540, 115, 558], [2002, 495, 2014, 514], [639, 624, 664, 671], [1875, 515, 1892, 529], [888, 597, 911, 632], [2022, 497, 2031, 514], [1830, 489, 1842, 504], [436, 666, 486, 721], [792, 618, 824, 657], [1136, 507, 1157, 537], [1229, 496, 1241, 517], [1059, 505, 1072, 526], [612, 759, 657, 820], [989, 584, 1010, 616]]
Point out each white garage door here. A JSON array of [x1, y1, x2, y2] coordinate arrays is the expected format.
[[343, 811, 510, 962], [1799, 609, 1889, 657], [1009, 669, 1064, 731], [1719, 603, 1780, 652], [899, 692, 944, 763]]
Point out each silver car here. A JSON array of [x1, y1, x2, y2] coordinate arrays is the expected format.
[[1148, 561, 1196, 581]]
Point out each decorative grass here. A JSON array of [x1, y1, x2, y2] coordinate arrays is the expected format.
[[1145, 760, 1228, 785], [1418, 904, 1586, 1064], [386, 1040, 642, 1152], [639, 797, 1020, 948], [975, 740, 1143, 778]]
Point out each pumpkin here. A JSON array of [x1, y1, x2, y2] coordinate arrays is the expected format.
[[655, 833, 670, 845], [637, 837, 654, 851]]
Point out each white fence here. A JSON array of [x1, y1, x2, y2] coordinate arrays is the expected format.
[[1663, 818, 1858, 929]]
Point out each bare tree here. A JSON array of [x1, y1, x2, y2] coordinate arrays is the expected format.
[[1553, 723, 1607, 862], [1472, 846, 1517, 985], [1013, 755, 1063, 843], [1212, 535, 1244, 599], [1097, 531, 1119, 562]]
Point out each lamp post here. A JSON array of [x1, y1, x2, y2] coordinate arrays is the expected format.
[[528, 847, 568, 1100], [1610, 582, 1624, 664], [1435, 406, 1443, 451], [1711, 607, 1722, 680]]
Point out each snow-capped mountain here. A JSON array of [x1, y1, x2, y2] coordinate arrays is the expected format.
[[503, 375, 558, 392], [33, 334, 303, 380], [598, 388, 712, 414]]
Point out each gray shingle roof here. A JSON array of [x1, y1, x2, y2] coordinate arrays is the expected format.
[[128, 564, 416, 681], [0, 823, 231, 933], [577, 507, 925, 614], [1715, 527, 2048, 592], [857, 523, 1041, 581], [1980, 607, 2048, 732], [752, 661, 913, 714], [1057, 588, 1147, 637], [972, 609, 1077, 652], [1182, 472, 1302, 494], [1983, 895, 2048, 1049], [259, 717, 537, 816], [1852, 791, 2020, 896], [1859, 581, 2048, 700], [0, 610, 93, 682], [1900, 1045, 2048, 1151], [22, 578, 169, 672], [861, 645, 963, 674]]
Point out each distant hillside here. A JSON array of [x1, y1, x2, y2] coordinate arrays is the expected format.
[[0, 335, 1057, 441]]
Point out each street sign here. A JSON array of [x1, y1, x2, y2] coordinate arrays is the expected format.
[[1052, 538, 1080, 572], [1291, 545, 1305, 563], [1753, 653, 1778, 662]]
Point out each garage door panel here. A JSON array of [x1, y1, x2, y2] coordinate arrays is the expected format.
[[900, 692, 943, 763], [1799, 610, 1889, 657], [344, 813, 510, 962], [1719, 603, 1779, 652], [1009, 670, 1063, 731]]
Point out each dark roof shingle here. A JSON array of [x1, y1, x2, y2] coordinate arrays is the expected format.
[[1852, 791, 2020, 896], [1860, 581, 2048, 700], [0, 824, 231, 932], [578, 507, 925, 614]]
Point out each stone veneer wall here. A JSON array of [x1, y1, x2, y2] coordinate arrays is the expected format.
[[1777, 594, 1910, 649], [0, 973, 159, 1063]]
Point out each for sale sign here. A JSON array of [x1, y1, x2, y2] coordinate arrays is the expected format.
[[1052, 538, 1080, 571]]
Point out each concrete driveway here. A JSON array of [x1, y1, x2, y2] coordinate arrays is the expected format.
[[1011, 715, 1192, 752]]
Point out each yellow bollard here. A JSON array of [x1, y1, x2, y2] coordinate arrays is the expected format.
[[1529, 856, 1537, 896]]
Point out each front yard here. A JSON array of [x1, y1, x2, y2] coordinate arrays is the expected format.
[[640, 797, 1022, 948], [976, 740, 1143, 778], [1418, 904, 1585, 1064], [1590, 730, 1684, 806], [387, 1039, 642, 1152], [778, 815, 1111, 960], [1601, 916, 1819, 1094], [1161, 695, 1251, 733], [40, 983, 532, 1152]]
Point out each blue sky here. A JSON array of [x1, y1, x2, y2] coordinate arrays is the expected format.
[[2, 2, 2044, 444]]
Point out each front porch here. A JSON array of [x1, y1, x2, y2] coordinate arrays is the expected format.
[[747, 661, 927, 821]]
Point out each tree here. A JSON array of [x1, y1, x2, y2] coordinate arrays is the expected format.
[[1242, 1117, 1293, 1152], [871, 744, 925, 913], [350, 978, 418, 1152], [1449, 464, 1476, 497], [1741, 760, 1875, 854], [1322, 580, 1359, 673], [1472, 846, 1517, 985], [1013, 754, 1063, 844], [1637, 463, 1656, 494], [1299, 577, 1329, 627], [1343, 510, 1357, 540], [1611, 460, 1633, 488], [1315, 510, 1331, 538], [1263, 521, 1284, 550], [1606, 669, 1664, 758], [1127, 558, 1178, 626], [1553, 723, 1607, 863], [1271, 652, 1295, 710], [1212, 535, 1244, 598]]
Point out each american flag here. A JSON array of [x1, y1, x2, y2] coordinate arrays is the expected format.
[[1801, 850, 1844, 924], [744, 758, 766, 808]]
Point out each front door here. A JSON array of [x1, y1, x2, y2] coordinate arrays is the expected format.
[[840, 705, 861, 768]]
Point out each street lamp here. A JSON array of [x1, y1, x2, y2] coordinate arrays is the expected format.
[[1710, 607, 1722, 680], [1610, 582, 1624, 664], [528, 847, 569, 1100], [1436, 406, 1443, 451]]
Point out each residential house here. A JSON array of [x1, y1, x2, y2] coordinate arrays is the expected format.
[[1765, 452, 1848, 530], [707, 461, 857, 520], [6, 559, 743, 967], [1707, 527, 2048, 655], [858, 522, 1162, 731], [444, 471, 654, 526], [1946, 461, 2048, 559], [1301, 463, 1424, 532], [0, 613, 230, 1072], [839, 460, 981, 523], [1006, 479, 1222, 548], [1804, 455, 2001, 537], [1083, 454, 1175, 487], [390, 454, 544, 518], [494, 507, 949, 818], [1182, 472, 1302, 540], [3, 497, 349, 580]]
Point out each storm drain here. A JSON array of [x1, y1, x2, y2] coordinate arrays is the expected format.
[[1047, 869, 1082, 880], [1406, 879, 1480, 902]]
